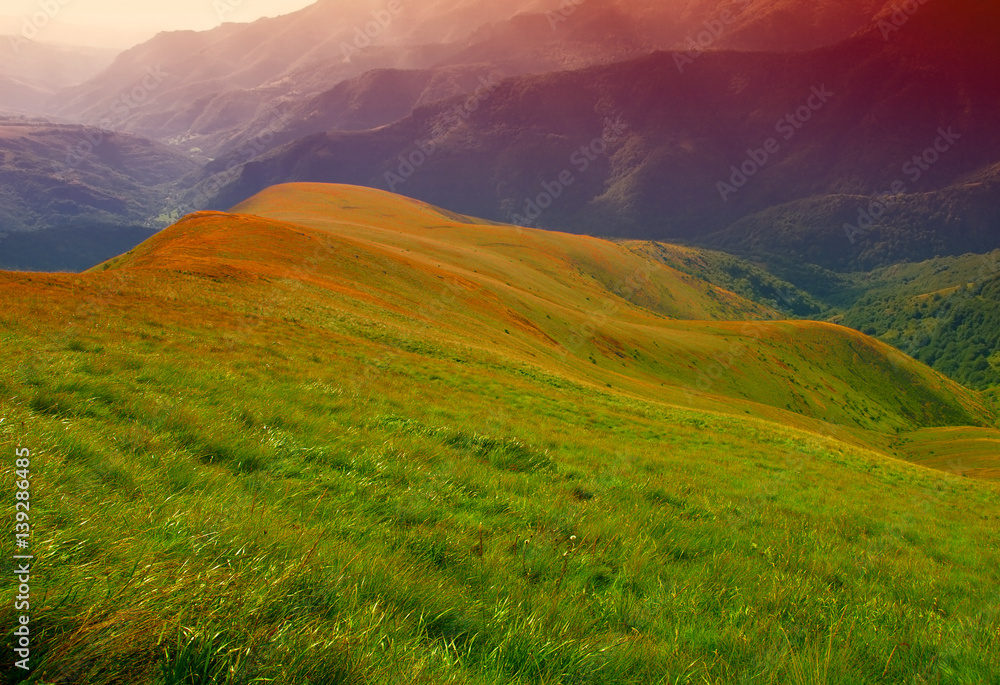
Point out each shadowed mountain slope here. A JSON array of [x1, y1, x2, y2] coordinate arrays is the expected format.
[[198, 0, 1000, 272]]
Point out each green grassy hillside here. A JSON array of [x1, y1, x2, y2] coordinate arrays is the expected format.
[[661, 245, 1000, 393], [838, 262, 1000, 391], [1, 183, 998, 684]]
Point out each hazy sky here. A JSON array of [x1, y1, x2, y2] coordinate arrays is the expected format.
[[1, 0, 318, 48]]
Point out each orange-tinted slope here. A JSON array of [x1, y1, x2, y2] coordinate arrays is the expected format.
[[45, 182, 993, 476]]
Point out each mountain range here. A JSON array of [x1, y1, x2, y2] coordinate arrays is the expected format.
[[42, 0, 906, 158], [197, 0, 1000, 273], [0, 117, 196, 270], [0, 37, 116, 114]]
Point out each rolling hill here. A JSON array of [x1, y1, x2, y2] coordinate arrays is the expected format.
[[1, 182, 997, 683], [213, 183, 997, 439]]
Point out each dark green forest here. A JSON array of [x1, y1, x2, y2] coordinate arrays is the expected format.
[[841, 275, 1000, 390]]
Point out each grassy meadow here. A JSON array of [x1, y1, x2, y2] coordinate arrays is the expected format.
[[1, 184, 998, 684]]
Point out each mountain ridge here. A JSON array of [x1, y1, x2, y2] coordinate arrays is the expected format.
[[102, 182, 996, 443], [39, 0, 912, 157], [194, 0, 1000, 271]]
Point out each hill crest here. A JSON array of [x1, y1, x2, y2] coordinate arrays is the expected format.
[[85, 183, 997, 457]]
